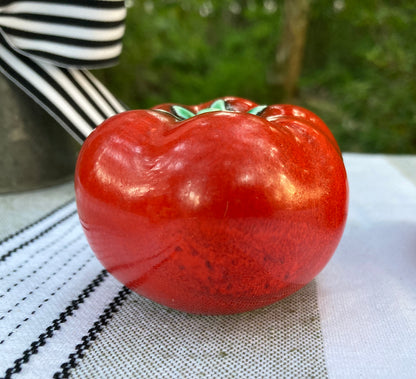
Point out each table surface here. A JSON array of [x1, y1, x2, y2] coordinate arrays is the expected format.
[[1, 153, 415, 379]]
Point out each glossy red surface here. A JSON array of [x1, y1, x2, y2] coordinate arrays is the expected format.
[[75, 96, 348, 315]]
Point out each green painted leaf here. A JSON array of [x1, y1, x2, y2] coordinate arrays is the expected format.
[[247, 105, 267, 116], [171, 101, 267, 120], [196, 107, 219, 115], [209, 99, 227, 111], [171, 105, 195, 120]]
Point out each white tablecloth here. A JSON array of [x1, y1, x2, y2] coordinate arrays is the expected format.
[[1, 153, 415, 378]]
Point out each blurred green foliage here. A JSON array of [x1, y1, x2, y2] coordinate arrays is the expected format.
[[98, 0, 278, 106], [303, 0, 416, 153], [96, 0, 416, 153]]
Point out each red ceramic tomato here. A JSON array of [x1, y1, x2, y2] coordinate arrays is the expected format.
[[75, 96, 348, 315]]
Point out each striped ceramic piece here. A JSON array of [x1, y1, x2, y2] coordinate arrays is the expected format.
[[0, 0, 127, 142]]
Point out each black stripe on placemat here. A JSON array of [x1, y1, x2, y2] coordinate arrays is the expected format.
[[0, 238, 90, 302], [53, 286, 131, 379], [0, 248, 94, 344], [0, 209, 77, 263], [0, 229, 81, 282], [0, 252, 96, 348], [0, 198, 75, 247], [2, 270, 109, 379]]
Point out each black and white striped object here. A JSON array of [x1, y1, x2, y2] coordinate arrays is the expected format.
[[0, 0, 127, 143]]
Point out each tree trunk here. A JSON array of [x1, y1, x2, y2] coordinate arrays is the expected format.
[[271, 0, 311, 100]]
